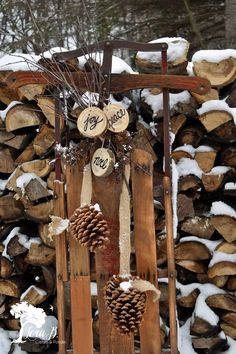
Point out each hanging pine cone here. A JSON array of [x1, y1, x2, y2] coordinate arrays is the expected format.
[[69, 204, 110, 252], [104, 275, 146, 334]]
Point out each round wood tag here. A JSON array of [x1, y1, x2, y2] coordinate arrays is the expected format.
[[91, 148, 115, 177], [77, 107, 107, 138], [103, 104, 129, 133]]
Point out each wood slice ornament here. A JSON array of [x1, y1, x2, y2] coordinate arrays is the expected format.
[[77, 106, 107, 138], [91, 148, 115, 177], [103, 104, 129, 133]]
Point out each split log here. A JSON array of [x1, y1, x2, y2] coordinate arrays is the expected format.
[[38, 223, 55, 248], [211, 120, 236, 143], [36, 96, 64, 129], [206, 294, 236, 312], [172, 149, 193, 161], [208, 262, 236, 278], [24, 199, 54, 223], [177, 288, 200, 308], [5, 103, 45, 132], [226, 87, 236, 107], [196, 273, 228, 288], [176, 260, 207, 273], [212, 275, 229, 288], [0, 193, 24, 221], [0, 276, 27, 297], [193, 57, 236, 87], [195, 150, 217, 173], [221, 312, 236, 328], [191, 88, 219, 104], [154, 114, 187, 143], [33, 124, 55, 156], [18, 84, 46, 101], [177, 125, 204, 147], [177, 194, 195, 221], [221, 146, 236, 167], [180, 216, 215, 239], [0, 130, 32, 150], [216, 241, 236, 253], [210, 215, 236, 243], [0, 86, 20, 105], [228, 276, 236, 290], [23, 178, 51, 202], [24, 243, 55, 266], [7, 235, 27, 257], [178, 175, 201, 192], [5, 167, 24, 192], [0, 256, 13, 278], [220, 323, 236, 339], [190, 316, 218, 336], [21, 159, 51, 177], [15, 142, 35, 164], [41, 266, 56, 296], [13, 254, 28, 273], [198, 110, 233, 132], [0, 147, 16, 173], [170, 114, 187, 135], [20, 285, 47, 305], [202, 173, 225, 192], [192, 336, 228, 353], [175, 241, 211, 260]]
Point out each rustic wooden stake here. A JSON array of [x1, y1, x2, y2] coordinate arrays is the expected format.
[[119, 163, 131, 276], [131, 148, 161, 354], [66, 162, 93, 354], [54, 180, 68, 354], [163, 176, 178, 354], [92, 170, 134, 354]]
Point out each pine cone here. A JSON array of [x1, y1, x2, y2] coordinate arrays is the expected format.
[[104, 275, 146, 334], [69, 204, 110, 252]]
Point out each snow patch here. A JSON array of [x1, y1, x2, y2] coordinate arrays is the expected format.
[[120, 281, 132, 292], [205, 166, 231, 175], [141, 89, 191, 116], [18, 235, 41, 249], [0, 53, 41, 71], [210, 201, 236, 219], [176, 157, 203, 179], [192, 49, 236, 63], [172, 160, 179, 239], [78, 52, 135, 74], [209, 251, 236, 268], [137, 37, 189, 63], [225, 182, 236, 190]]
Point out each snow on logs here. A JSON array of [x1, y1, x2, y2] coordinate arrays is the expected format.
[[0, 40, 235, 352]]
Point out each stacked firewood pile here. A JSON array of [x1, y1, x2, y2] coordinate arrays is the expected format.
[[136, 39, 236, 353], [0, 38, 235, 353]]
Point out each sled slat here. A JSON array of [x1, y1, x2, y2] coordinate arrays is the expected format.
[[131, 149, 161, 354], [54, 180, 67, 354], [67, 163, 93, 354], [92, 172, 134, 354]]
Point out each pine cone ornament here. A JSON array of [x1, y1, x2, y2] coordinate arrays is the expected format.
[[104, 275, 146, 334], [69, 204, 110, 252]]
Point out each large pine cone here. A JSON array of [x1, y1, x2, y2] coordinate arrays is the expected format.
[[104, 275, 146, 334], [69, 204, 110, 252]]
